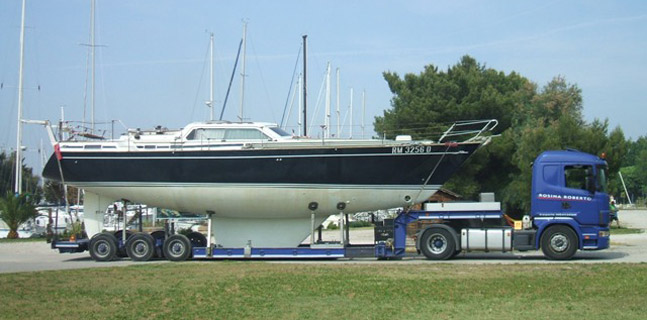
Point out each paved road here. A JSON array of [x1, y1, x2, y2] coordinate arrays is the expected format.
[[1, 210, 645, 273]]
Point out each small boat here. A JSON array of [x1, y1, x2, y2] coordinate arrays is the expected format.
[[41, 119, 496, 247]]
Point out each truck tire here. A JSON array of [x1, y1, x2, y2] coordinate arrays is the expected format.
[[89, 232, 118, 261], [420, 227, 456, 260], [126, 232, 156, 261], [163, 234, 192, 261], [541, 225, 578, 260]]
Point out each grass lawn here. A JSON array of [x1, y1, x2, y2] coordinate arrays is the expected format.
[[0, 262, 645, 319], [0, 237, 45, 243], [610, 225, 643, 235]]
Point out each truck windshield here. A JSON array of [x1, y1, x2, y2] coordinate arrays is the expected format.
[[596, 165, 608, 193]]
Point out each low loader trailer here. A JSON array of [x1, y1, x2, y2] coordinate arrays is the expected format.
[[52, 149, 610, 261]]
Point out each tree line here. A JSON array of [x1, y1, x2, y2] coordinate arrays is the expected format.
[[375, 55, 642, 216]]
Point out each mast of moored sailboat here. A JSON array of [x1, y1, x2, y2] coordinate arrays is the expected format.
[[14, 0, 27, 195]]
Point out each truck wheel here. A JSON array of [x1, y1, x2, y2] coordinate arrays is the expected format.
[[126, 233, 156, 261], [541, 225, 578, 260], [89, 233, 118, 261], [163, 234, 192, 261], [420, 228, 456, 260]]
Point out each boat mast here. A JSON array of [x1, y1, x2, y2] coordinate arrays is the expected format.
[[297, 74, 302, 135], [362, 90, 365, 139], [349, 88, 353, 139], [324, 62, 331, 138], [238, 21, 247, 122], [207, 32, 214, 121], [336, 68, 340, 137], [302, 35, 307, 137], [14, 0, 26, 194], [90, 0, 96, 131]]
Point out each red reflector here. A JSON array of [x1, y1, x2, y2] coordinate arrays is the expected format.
[[54, 144, 63, 160], [584, 235, 590, 240]]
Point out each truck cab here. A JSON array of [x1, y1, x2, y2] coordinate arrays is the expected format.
[[530, 150, 610, 258]]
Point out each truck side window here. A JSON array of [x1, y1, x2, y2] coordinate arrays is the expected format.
[[564, 165, 592, 191]]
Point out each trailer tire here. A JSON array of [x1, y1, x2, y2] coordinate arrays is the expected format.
[[541, 225, 578, 260], [420, 228, 456, 260], [89, 233, 118, 261], [163, 234, 192, 261], [126, 233, 156, 261], [187, 231, 207, 248]]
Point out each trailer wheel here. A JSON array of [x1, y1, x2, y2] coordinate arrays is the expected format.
[[541, 225, 578, 260], [126, 233, 156, 261], [420, 228, 456, 260], [163, 234, 192, 261], [187, 231, 207, 248], [89, 233, 118, 261]]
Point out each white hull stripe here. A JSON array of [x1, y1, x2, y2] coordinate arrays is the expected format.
[[63, 151, 468, 160], [73, 182, 442, 190]]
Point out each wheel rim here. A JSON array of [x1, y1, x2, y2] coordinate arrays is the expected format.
[[427, 234, 447, 254], [169, 240, 185, 257], [133, 240, 149, 257], [550, 233, 569, 252], [96, 240, 110, 258]]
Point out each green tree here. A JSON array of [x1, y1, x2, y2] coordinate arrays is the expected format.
[[376, 57, 628, 216], [0, 151, 43, 201], [376, 56, 535, 201], [0, 192, 37, 239]]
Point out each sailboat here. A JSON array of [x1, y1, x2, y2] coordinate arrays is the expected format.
[[39, 25, 497, 247]]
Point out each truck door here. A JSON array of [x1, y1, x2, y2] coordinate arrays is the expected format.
[[562, 165, 601, 225]]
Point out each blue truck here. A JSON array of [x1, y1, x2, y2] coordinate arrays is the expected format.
[[53, 149, 610, 261]]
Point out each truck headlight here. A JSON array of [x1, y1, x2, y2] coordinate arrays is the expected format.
[[599, 231, 610, 238]]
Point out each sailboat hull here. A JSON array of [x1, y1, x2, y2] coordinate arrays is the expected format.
[[43, 141, 480, 246]]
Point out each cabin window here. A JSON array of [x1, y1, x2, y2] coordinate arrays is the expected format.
[[564, 165, 592, 191], [269, 127, 291, 137], [596, 165, 608, 193], [224, 129, 268, 140], [188, 128, 226, 140], [187, 128, 268, 141]]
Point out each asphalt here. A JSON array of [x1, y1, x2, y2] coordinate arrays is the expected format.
[[0, 210, 645, 274]]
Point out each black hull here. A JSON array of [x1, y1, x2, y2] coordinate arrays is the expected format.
[[43, 143, 480, 188]]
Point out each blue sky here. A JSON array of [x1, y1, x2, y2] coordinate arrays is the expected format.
[[1, 1, 646, 171]]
